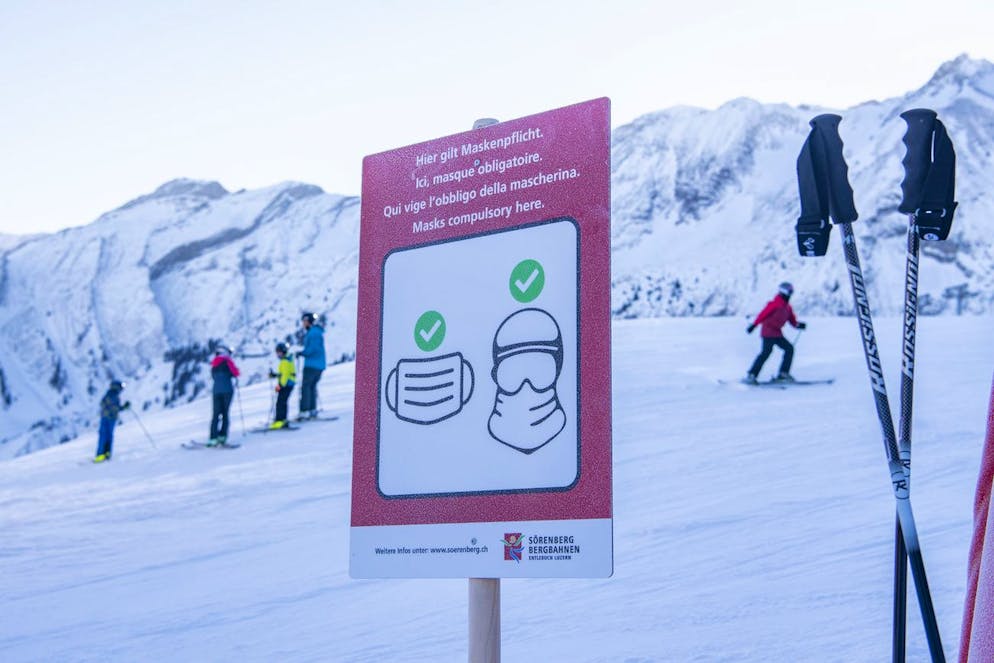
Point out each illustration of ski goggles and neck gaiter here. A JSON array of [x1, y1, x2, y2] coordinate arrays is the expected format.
[[384, 308, 567, 453]]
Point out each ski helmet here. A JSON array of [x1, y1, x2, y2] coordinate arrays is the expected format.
[[109, 380, 124, 391], [275, 342, 288, 355], [301, 312, 315, 324], [214, 343, 230, 356], [778, 282, 794, 297]]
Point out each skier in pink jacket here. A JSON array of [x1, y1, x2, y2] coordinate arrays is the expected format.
[[745, 282, 807, 384]]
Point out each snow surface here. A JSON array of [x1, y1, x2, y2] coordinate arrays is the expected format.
[[2, 316, 991, 662]]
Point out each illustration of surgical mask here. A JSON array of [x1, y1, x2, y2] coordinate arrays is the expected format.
[[385, 352, 474, 425], [488, 377, 566, 454]]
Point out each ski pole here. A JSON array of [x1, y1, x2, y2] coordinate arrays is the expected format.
[[235, 382, 247, 437], [837, 222, 943, 661], [295, 351, 304, 417], [128, 407, 157, 450], [891, 107, 957, 663], [892, 211, 919, 663], [267, 376, 276, 425], [797, 114, 944, 661], [892, 111, 929, 663]]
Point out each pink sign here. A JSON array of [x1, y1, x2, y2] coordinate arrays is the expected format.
[[351, 98, 612, 578]]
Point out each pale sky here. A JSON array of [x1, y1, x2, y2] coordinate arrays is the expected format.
[[2, 0, 993, 235]]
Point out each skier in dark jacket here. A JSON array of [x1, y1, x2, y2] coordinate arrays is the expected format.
[[208, 345, 240, 446], [745, 282, 807, 383], [94, 380, 129, 462], [297, 312, 326, 420]]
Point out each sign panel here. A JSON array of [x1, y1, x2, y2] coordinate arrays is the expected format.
[[351, 98, 612, 578]]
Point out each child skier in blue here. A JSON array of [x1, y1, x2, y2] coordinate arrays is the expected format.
[[94, 380, 130, 462]]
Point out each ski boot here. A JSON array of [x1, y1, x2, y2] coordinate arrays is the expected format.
[[206, 437, 221, 447], [742, 373, 759, 385], [93, 453, 110, 463], [269, 420, 286, 430], [774, 372, 795, 383]]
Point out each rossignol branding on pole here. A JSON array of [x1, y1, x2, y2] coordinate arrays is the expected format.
[[845, 259, 887, 397], [350, 98, 613, 579], [901, 251, 919, 381]]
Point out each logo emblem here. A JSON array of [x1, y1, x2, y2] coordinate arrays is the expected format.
[[502, 533, 524, 562]]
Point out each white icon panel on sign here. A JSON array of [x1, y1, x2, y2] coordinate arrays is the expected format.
[[378, 219, 578, 497]]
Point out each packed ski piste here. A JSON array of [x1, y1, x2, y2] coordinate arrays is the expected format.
[[2, 102, 993, 663]]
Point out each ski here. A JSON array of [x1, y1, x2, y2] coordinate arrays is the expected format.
[[797, 114, 945, 662], [718, 378, 783, 389], [181, 440, 241, 449], [769, 378, 835, 386], [248, 425, 299, 434], [718, 378, 833, 389], [293, 415, 341, 423]]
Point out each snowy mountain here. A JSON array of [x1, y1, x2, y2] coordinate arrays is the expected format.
[[0, 179, 360, 457], [610, 54, 994, 318], [2, 55, 993, 458], [0, 233, 32, 253]]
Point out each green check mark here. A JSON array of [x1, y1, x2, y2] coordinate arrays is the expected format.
[[509, 259, 545, 303], [414, 310, 446, 352]]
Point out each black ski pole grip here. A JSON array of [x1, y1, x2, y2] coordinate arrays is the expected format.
[[809, 114, 858, 225], [898, 109, 937, 215]]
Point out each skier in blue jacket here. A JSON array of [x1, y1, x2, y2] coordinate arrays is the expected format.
[[298, 312, 326, 420], [94, 380, 130, 462]]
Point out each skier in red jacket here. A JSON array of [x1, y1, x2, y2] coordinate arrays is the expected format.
[[744, 282, 807, 384]]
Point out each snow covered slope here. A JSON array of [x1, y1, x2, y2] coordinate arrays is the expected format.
[[2, 56, 993, 458], [1, 317, 990, 662]]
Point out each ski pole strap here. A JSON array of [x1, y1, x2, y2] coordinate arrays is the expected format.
[[795, 128, 832, 257], [794, 114, 859, 257], [795, 215, 832, 257], [809, 114, 858, 225]]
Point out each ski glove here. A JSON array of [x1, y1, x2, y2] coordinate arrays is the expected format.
[[122, 401, 131, 410], [268, 370, 278, 379], [746, 324, 756, 334], [797, 322, 807, 330]]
